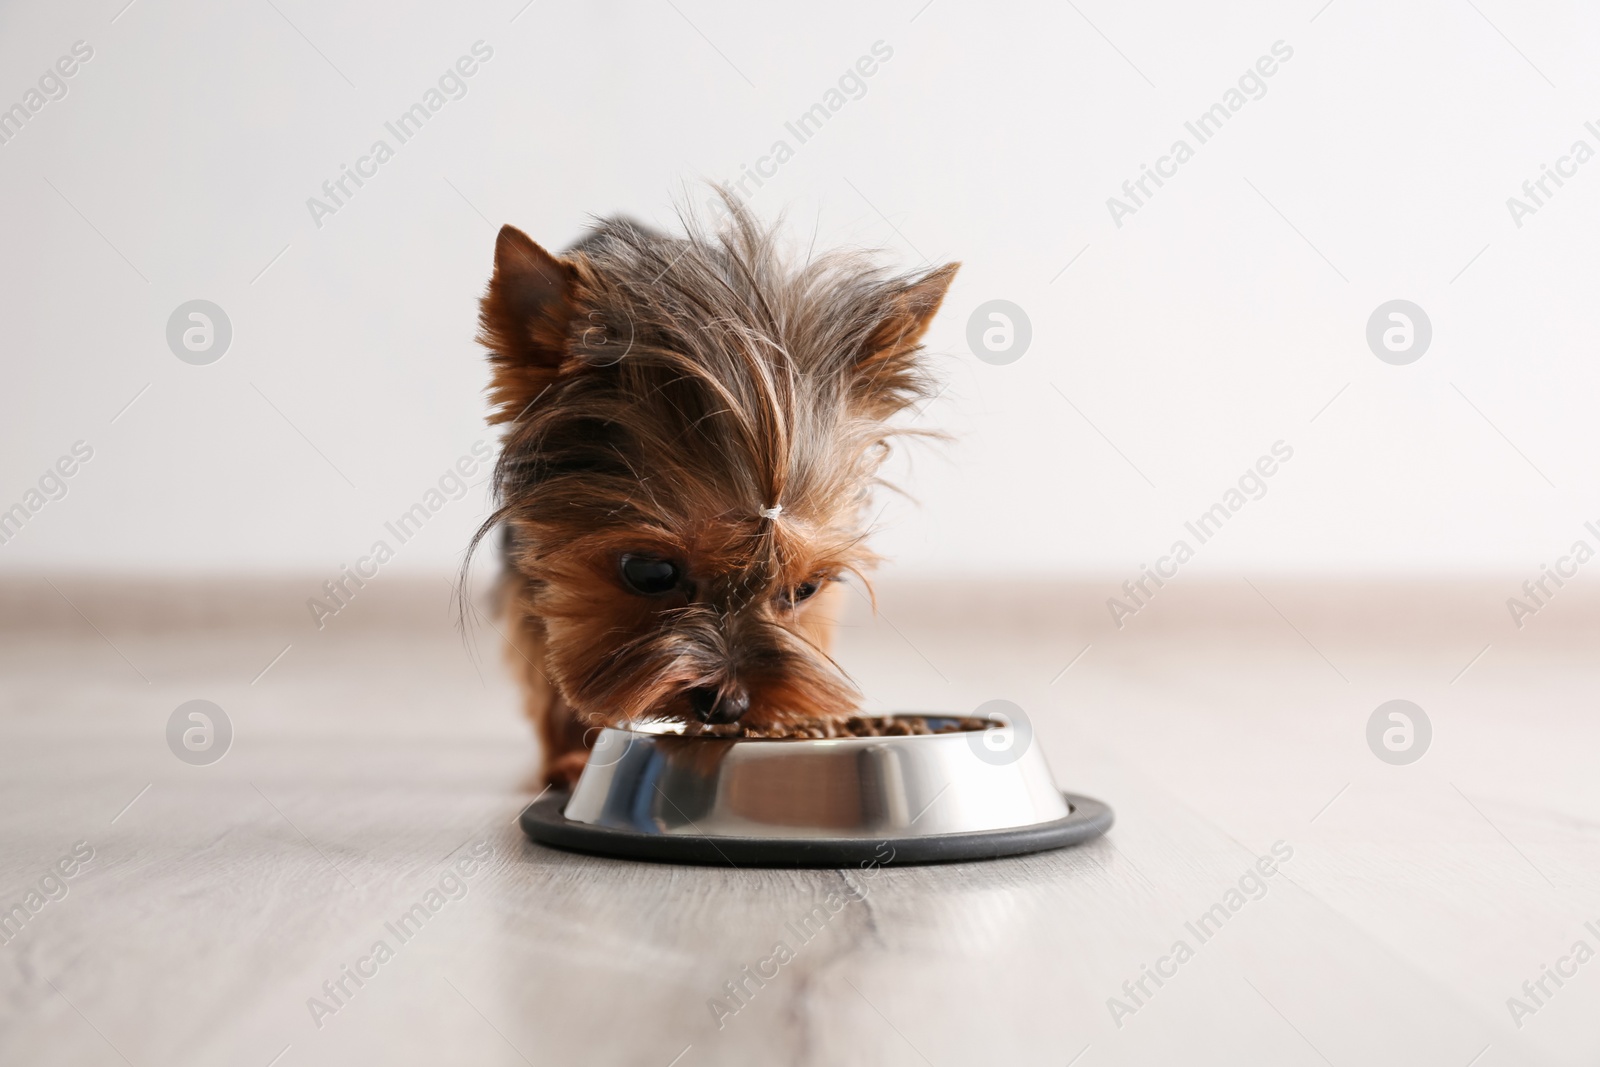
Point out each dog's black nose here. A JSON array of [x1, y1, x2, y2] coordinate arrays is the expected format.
[[689, 685, 750, 724]]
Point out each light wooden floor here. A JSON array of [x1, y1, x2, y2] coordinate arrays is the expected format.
[[1, 574, 1597, 1066]]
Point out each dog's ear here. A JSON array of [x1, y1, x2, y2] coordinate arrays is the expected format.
[[479, 225, 579, 424], [850, 262, 959, 418]]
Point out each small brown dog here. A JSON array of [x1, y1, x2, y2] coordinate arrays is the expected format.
[[472, 197, 957, 786]]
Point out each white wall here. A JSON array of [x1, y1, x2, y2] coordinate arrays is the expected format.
[[2, 0, 1596, 578]]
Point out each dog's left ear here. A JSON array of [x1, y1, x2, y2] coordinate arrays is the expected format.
[[479, 225, 580, 424], [852, 262, 959, 417]]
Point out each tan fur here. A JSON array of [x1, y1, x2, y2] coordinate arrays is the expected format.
[[471, 193, 956, 785]]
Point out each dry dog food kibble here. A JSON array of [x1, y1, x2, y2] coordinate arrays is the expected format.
[[689, 715, 995, 739]]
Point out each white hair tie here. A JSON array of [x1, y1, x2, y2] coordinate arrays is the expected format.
[[759, 504, 783, 520]]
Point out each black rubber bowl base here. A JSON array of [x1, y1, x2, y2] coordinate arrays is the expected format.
[[519, 790, 1113, 867]]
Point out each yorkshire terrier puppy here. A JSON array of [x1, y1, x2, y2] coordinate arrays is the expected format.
[[472, 197, 957, 787]]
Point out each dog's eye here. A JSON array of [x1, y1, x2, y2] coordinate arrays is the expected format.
[[619, 554, 681, 596], [782, 579, 823, 607]]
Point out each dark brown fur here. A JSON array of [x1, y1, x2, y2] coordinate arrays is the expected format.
[[471, 196, 957, 786]]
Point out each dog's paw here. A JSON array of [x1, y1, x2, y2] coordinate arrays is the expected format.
[[544, 751, 589, 790]]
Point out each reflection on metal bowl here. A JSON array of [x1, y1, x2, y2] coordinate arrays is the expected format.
[[519, 714, 1113, 866]]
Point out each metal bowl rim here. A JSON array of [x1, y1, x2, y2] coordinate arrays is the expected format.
[[599, 712, 1013, 743]]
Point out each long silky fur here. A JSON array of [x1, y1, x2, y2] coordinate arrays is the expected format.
[[465, 190, 956, 764]]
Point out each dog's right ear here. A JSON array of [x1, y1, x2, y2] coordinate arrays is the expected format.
[[479, 225, 578, 424]]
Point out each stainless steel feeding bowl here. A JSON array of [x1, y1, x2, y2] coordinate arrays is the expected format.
[[519, 714, 1113, 866]]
